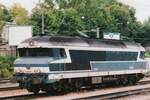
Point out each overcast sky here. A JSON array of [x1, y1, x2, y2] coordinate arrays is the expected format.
[[120, 0, 150, 22], [0, 0, 39, 14], [0, 0, 150, 22]]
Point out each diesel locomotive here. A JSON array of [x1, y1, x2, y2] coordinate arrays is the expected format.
[[14, 36, 148, 94]]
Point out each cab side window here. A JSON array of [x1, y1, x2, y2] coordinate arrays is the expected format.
[[52, 48, 66, 58], [140, 51, 145, 59]]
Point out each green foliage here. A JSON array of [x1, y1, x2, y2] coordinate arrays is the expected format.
[[31, 6, 84, 36], [133, 18, 150, 45], [57, 8, 84, 35], [1, 68, 11, 78], [0, 4, 12, 30], [10, 3, 30, 25], [0, 20, 5, 31], [145, 51, 150, 58], [30, 7, 42, 35], [0, 56, 16, 78], [43, 9, 63, 35], [31, 0, 140, 38]]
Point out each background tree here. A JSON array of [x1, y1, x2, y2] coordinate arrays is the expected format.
[[31, 5, 63, 36], [10, 3, 30, 25], [31, 0, 140, 38], [57, 8, 84, 36], [31, 2, 84, 36], [0, 4, 12, 31], [134, 18, 150, 45]]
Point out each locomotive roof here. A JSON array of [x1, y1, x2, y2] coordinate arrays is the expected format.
[[18, 36, 145, 51]]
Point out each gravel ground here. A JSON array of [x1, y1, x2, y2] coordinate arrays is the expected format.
[[33, 92, 150, 100], [116, 92, 150, 100], [0, 89, 30, 98], [0, 83, 18, 88], [33, 84, 150, 100]]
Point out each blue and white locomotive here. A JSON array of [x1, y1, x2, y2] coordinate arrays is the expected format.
[[14, 36, 148, 94]]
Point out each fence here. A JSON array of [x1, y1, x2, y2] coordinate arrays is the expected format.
[[0, 44, 16, 57]]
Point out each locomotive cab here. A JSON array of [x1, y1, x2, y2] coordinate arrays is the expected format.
[[14, 47, 70, 73], [14, 47, 72, 93]]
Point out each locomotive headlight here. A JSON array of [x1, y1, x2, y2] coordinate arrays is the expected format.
[[19, 69, 24, 73], [29, 41, 37, 46], [34, 69, 41, 73], [14, 68, 23, 73], [17, 68, 23, 73]]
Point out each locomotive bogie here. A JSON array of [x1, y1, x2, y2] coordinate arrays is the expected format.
[[15, 73, 144, 94]]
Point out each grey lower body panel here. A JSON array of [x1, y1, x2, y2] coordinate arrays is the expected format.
[[47, 69, 147, 79]]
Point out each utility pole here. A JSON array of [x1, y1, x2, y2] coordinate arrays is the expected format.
[[39, 0, 44, 34], [42, 12, 44, 34], [96, 27, 100, 38]]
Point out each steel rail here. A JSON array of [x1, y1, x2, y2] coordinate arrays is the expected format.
[[0, 80, 150, 100], [75, 87, 150, 100], [0, 86, 20, 91], [0, 92, 51, 100]]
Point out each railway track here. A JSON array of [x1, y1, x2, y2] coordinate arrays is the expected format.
[[0, 79, 11, 84], [0, 82, 19, 92], [0, 93, 45, 100], [0, 78, 19, 92], [0, 86, 20, 91], [0, 79, 149, 100], [0, 78, 17, 84], [75, 86, 150, 100], [74, 80, 150, 100]]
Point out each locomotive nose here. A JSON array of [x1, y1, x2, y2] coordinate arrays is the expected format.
[[14, 57, 51, 73]]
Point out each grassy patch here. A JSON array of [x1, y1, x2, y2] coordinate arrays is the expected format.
[[0, 56, 16, 78], [145, 51, 150, 58]]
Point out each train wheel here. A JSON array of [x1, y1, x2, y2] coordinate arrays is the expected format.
[[121, 78, 128, 86], [57, 83, 63, 92], [33, 88, 40, 94], [19, 82, 24, 89], [74, 79, 82, 91], [51, 82, 62, 93], [128, 76, 138, 85], [31, 85, 40, 94], [63, 82, 72, 92], [45, 85, 57, 95], [116, 79, 121, 85]]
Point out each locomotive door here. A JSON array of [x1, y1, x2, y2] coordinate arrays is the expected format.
[[52, 48, 66, 71]]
